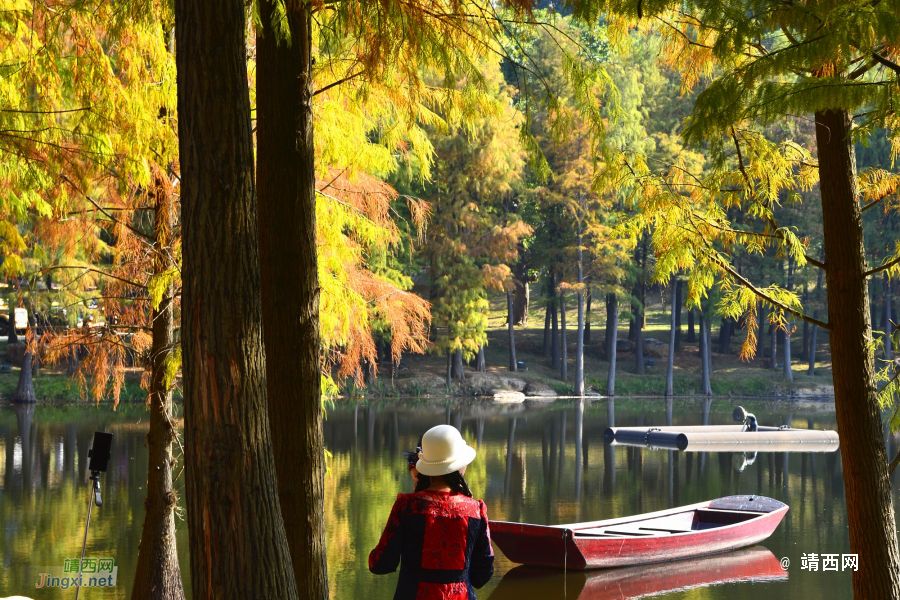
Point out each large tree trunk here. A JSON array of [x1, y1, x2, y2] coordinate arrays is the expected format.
[[507, 290, 517, 372], [174, 0, 299, 595], [131, 180, 184, 600], [12, 345, 35, 403], [606, 294, 618, 396], [665, 280, 677, 397], [816, 108, 900, 598], [560, 290, 568, 381], [686, 308, 695, 343], [452, 348, 464, 380], [476, 346, 486, 372], [256, 4, 328, 596]]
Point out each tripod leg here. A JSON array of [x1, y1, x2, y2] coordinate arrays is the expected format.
[[74, 474, 96, 600]]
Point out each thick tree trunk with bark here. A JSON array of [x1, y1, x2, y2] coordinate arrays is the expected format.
[[507, 290, 517, 372], [687, 309, 695, 343], [452, 349, 464, 380], [560, 290, 568, 381], [12, 346, 35, 403], [665, 281, 677, 397], [816, 108, 900, 598], [606, 294, 618, 396], [174, 0, 299, 596], [476, 346, 486, 372], [256, 5, 328, 596], [131, 182, 184, 600]]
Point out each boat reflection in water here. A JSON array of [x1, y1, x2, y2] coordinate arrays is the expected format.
[[488, 547, 787, 600]]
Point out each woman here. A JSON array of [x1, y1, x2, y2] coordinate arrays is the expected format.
[[370, 424, 494, 599]]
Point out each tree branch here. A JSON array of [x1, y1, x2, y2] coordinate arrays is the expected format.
[[861, 195, 889, 212], [865, 255, 900, 278], [41, 265, 146, 290], [313, 70, 364, 96], [872, 52, 900, 78], [59, 175, 156, 244]]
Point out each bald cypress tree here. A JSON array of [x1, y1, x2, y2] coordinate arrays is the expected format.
[[602, 1, 900, 596]]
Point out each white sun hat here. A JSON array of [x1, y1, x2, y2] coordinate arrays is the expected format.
[[416, 424, 477, 477]]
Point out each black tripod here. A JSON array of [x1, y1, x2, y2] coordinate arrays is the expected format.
[[74, 432, 112, 600]]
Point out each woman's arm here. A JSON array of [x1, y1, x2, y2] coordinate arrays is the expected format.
[[368, 495, 407, 574], [469, 500, 495, 588]]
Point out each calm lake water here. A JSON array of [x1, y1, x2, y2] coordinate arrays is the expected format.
[[2, 398, 899, 599]]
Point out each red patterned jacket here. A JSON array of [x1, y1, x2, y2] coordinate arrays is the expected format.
[[369, 490, 494, 599]]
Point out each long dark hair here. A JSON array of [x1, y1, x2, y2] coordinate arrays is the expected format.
[[415, 470, 473, 497]]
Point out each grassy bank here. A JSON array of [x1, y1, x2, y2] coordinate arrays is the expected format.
[[0, 366, 151, 403]]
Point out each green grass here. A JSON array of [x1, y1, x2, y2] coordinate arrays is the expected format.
[[0, 367, 152, 403]]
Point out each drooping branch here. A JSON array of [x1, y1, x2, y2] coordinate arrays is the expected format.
[[42, 265, 146, 290], [688, 211, 831, 330], [59, 174, 156, 244], [865, 255, 900, 278], [313, 70, 364, 96], [729, 128, 826, 271]]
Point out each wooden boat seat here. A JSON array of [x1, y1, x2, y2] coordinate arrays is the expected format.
[[638, 527, 692, 534]]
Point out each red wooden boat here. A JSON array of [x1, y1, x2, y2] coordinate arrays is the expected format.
[[489, 546, 787, 600], [490, 495, 788, 570]]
